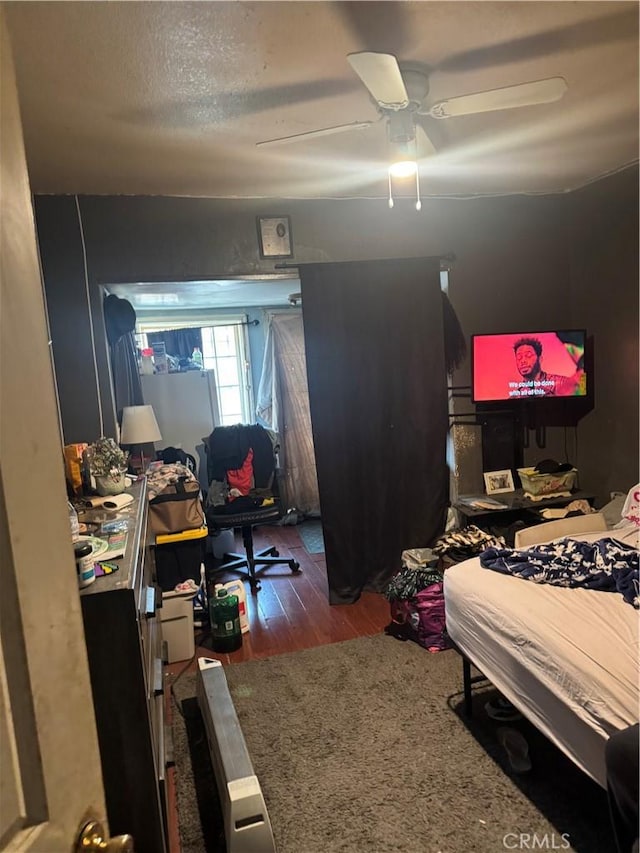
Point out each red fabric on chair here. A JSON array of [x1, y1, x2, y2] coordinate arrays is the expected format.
[[227, 448, 254, 497]]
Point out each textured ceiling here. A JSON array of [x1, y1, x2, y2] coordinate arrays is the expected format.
[[5, 1, 639, 199]]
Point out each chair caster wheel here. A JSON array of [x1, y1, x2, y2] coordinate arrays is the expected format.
[[290, 561, 301, 573], [272, 549, 280, 557], [250, 581, 260, 594]]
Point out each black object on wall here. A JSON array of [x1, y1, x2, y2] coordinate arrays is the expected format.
[[300, 256, 449, 604], [480, 412, 524, 476]]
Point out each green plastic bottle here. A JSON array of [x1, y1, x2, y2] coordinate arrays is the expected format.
[[210, 588, 242, 652]]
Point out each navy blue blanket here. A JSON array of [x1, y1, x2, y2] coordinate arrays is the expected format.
[[480, 537, 639, 608]]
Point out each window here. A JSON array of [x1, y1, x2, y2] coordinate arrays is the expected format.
[[136, 317, 253, 426], [201, 324, 252, 426]]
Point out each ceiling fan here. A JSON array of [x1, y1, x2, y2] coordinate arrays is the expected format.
[[255, 51, 568, 158]]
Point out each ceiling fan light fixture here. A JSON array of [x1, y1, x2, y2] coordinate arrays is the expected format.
[[387, 160, 422, 212], [388, 136, 417, 179], [389, 159, 417, 178], [387, 134, 422, 211]]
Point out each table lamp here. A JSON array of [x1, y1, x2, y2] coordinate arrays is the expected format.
[[120, 405, 162, 473]]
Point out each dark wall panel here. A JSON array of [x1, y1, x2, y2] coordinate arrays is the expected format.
[[34, 196, 107, 443], [566, 167, 639, 497]]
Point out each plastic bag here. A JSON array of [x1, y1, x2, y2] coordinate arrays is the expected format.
[[401, 547, 438, 570], [387, 582, 451, 653]]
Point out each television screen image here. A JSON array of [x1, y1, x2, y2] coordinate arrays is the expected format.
[[472, 330, 587, 403]]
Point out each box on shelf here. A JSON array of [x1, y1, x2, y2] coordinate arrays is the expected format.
[[151, 341, 168, 374], [154, 525, 207, 592], [517, 467, 578, 496], [161, 589, 195, 663]]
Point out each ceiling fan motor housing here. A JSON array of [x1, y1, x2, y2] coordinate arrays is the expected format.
[[384, 67, 430, 144], [387, 111, 416, 144], [399, 67, 431, 108]]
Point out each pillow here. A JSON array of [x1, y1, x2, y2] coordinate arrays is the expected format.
[[620, 484, 640, 528], [599, 493, 627, 528]]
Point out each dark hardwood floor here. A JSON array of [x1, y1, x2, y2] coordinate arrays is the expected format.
[[165, 520, 391, 852]]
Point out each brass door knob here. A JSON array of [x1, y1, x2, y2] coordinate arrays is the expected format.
[[76, 820, 134, 852]]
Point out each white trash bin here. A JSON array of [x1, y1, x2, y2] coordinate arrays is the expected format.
[[161, 589, 196, 663], [206, 528, 235, 559]]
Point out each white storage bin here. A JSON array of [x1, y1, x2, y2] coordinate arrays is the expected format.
[[206, 528, 235, 559], [161, 589, 195, 663]]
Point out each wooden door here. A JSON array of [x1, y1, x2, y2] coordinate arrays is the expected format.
[[0, 12, 107, 850]]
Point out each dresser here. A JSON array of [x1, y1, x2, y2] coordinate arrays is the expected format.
[[80, 480, 168, 853]]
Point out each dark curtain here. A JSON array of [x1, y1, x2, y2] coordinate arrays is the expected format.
[[147, 328, 202, 359], [300, 257, 449, 604], [103, 295, 144, 423], [111, 330, 144, 420]]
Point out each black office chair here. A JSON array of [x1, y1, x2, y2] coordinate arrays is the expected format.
[[204, 423, 300, 593]]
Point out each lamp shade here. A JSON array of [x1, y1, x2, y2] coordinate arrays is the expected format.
[[120, 405, 162, 444]]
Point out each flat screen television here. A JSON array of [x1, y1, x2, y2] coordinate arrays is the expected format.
[[472, 330, 587, 404]]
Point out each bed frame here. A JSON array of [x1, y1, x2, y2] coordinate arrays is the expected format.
[[460, 652, 487, 717]]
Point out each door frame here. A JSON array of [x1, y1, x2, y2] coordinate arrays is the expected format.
[[1, 10, 106, 849]]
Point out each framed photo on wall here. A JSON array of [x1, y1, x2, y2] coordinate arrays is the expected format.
[[257, 215, 293, 259], [483, 469, 515, 495]]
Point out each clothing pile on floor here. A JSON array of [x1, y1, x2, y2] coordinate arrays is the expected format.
[[383, 525, 505, 652], [384, 565, 443, 602], [383, 547, 447, 652]]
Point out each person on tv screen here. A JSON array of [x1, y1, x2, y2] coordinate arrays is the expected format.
[[513, 336, 585, 397]]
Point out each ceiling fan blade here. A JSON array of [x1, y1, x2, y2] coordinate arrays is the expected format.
[[415, 123, 437, 157], [336, 3, 412, 54], [256, 120, 374, 148], [347, 52, 409, 110], [427, 77, 567, 119]]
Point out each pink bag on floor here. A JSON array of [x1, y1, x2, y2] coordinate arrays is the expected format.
[[388, 582, 451, 653]]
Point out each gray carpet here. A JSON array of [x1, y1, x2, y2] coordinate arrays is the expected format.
[[297, 519, 325, 554], [171, 635, 613, 853]]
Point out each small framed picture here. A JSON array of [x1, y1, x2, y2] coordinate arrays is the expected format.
[[483, 469, 515, 495], [257, 215, 293, 259]]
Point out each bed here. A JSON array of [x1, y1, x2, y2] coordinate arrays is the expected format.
[[443, 517, 639, 788]]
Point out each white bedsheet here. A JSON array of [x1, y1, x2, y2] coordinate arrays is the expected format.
[[443, 530, 639, 788]]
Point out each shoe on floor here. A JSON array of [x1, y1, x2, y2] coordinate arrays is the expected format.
[[497, 726, 532, 773], [485, 696, 523, 722]]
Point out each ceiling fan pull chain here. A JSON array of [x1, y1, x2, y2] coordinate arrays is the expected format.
[[415, 169, 422, 212], [388, 172, 394, 209]]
